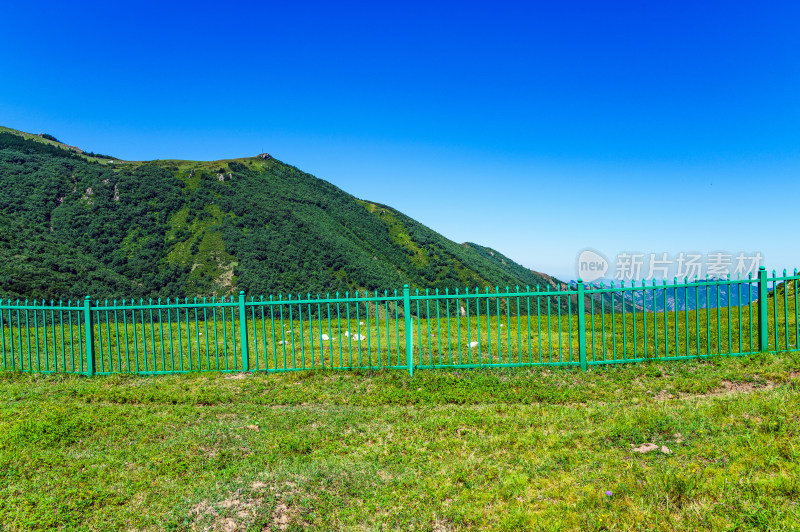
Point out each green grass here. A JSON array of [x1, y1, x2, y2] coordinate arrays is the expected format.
[[0, 352, 798, 530], [359, 200, 431, 268]]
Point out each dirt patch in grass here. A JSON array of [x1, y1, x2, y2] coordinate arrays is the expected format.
[[652, 389, 676, 401], [650, 379, 779, 402], [715, 379, 776, 394], [189, 491, 260, 531], [188, 480, 307, 532]]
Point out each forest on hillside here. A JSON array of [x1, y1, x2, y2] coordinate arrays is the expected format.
[[0, 131, 559, 302]]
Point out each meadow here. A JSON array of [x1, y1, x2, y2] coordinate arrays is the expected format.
[[1, 281, 798, 530], [0, 352, 798, 530]]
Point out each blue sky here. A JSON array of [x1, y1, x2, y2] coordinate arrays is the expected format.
[[1, 1, 798, 280]]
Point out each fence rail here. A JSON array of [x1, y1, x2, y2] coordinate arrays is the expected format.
[[1, 267, 797, 376]]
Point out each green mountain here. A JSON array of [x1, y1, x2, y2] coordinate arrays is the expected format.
[[0, 127, 562, 301]]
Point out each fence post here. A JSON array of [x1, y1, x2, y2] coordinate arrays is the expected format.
[[239, 290, 249, 372], [758, 266, 768, 352], [403, 284, 413, 376], [84, 296, 95, 376], [577, 280, 587, 371]]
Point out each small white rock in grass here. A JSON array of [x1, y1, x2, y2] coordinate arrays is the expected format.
[[321, 334, 330, 341], [500, 324, 505, 327], [359, 321, 364, 325], [469, 341, 479, 348]]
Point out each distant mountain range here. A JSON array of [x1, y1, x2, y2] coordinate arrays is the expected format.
[[573, 279, 761, 312]]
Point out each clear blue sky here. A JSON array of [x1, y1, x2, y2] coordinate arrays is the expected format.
[[2, 1, 798, 280]]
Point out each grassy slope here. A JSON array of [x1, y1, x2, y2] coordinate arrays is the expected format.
[[0, 353, 798, 530], [0, 126, 116, 164]]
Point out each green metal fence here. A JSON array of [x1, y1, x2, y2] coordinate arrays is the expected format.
[[1, 267, 797, 376]]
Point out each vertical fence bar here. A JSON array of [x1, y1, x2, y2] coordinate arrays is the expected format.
[[714, 282, 721, 354], [250, 298, 258, 371], [0, 303, 5, 371], [526, 287, 532, 364], [664, 281, 670, 358], [84, 296, 95, 376], [537, 288, 542, 363], [633, 284, 639, 360], [758, 266, 768, 352], [673, 279, 679, 357], [299, 296, 307, 368], [345, 293, 352, 368], [230, 297, 238, 370], [175, 300, 182, 371], [466, 289, 472, 364], [6, 304, 14, 371], [557, 288, 562, 363], [653, 281, 659, 358], [515, 287, 521, 364], [358, 293, 364, 367], [404, 285, 413, 376], [783, 270, 789, 351], [726, 277, 733, 352], [103, 301, 112, 372], [158, 300, 166, 371], [476, 288, 483, 364], [259, 297, 267, 370], [577, 280, 587, 370], [736, 281, 742, 354], [611, 283, 616, 361], [337, 294, 343, 368], [33, 301, 40, 371], [6, 304, 14, 370], [369, 291, 376, 367], [23, 301, 30, 372], [795, 273, 799, 350], [414, 291, 421, 367], [621, 282, 626, 362], [772, 271, 779, 351], [315, 294, 323, 368], [600, 285, 606, 361], [328, 296, 334, 368], [684, 280, 689, 356], [93, 301, 103, 372], [182, 300, 189, 371], [456, 289, 462, 365], [239, 291, 248, 372]]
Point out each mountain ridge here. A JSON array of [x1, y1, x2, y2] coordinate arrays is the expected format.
[[0, 126, 562, 301]]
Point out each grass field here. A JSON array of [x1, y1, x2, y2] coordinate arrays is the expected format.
[[0, 351, 798, 530]]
